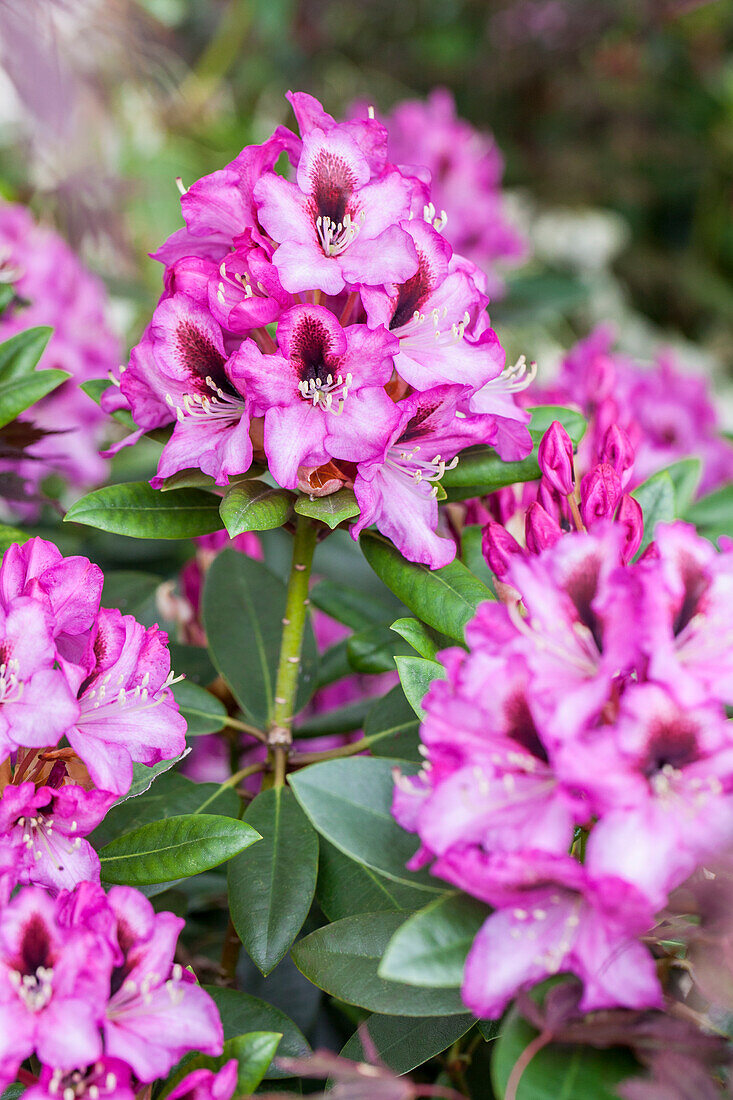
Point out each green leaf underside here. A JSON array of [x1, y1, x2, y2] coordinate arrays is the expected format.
[[340, 1012, 475, 1076], [289, 757, 441, 892], [379, 893, 489, 988], [220, 479, 293, 535], [65, 482, 224, 539], [360, 532, 492, 642], [292, 912, 467, 1016], [204, 987, 311, 1078], [99, 813, 260, 885], [171, 678, 228, 736], [229, 787, 319, 975], [395, 656, 447, 719], [294, 487, 360, 528]]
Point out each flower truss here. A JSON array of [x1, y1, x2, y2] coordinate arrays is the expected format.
[[104, 91, 533, 569], [394, 518, 733, 1019]]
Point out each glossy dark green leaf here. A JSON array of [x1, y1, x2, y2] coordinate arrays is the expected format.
[[171, 679, 227, 736], [341, 1012, 475, 1075], [119, 754, 188, 804], [101, 570, 161, 618], [360, 531, 493, 642], [347, 623, 411, 674], [220, 479, 293, 535], [91, 772, 239, 849], [163, 1032, 281, 1096], [686, 482, 733, 542], [229, 787, 319, 975], [492, 1004, 639, 1099], [379, 893, 489, 988], [204, 987, 310, 1078], [461, 525, 495, 588], [390, 618, 453, 660], [294, 487, 360, 528], [310, 579, 396, 631], [0, 326, 52, 377], [632, 470, 675, 552], [168, 643, 217, 686], [99, 813, 260, 885], [65, 482, 224, 539], [316, 839, 431, 921], [203, 549, 318, 726], [289, 757, 441, 893], [159, 468, 219, 492], [363, 685, 421, 762], [292, 912, 467, 1016], [395, 656, 446, 719]]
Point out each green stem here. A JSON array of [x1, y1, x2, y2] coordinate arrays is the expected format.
[[291, 736, 369, 766], [267, 515, 318, 785]]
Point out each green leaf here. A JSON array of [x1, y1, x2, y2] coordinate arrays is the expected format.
[[341, 1013, 475, 1075], [316, 839, 430, 921], [492, 1004, 638, 1099], [310, 579, 397, 631], [229, 787, 319, 976], [159, 468, 219, 492], [81, 378, 137, 429], [360, 531, 493, 642], [294, 487, 360, 529], [295, 697, 373, 738], [686, 482, 733, 542], [379, 893, 489, 988], [119, 754, 188, 803], [163, 1032, 282, 1097], [91, 772, 239, 849], [662, 457, 702, 515], [631, 470, 675, 552], [395, 656, 446, 720], [99, 813, 260, 885], [220, 479, 293, 535], [461, 525, 496, 589], [65, 482, 224, 539], [203, 550, 318, 727], [390, 618, 453, 660], [204, 987, 310, 1078], [292, 912, 467, 1016], [0, 326, 52, 377], [171, 679, 227, 736], [347, 624, 411, 674], [289, 757, 441, 893], [0, 368, 69, 429], [527, 406, 587, 445], [363, 685, 421, 762], [101, 570, 161, 618], [169, 643, 217, 686]]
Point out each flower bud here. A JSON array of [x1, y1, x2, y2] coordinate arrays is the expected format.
[[482, 521, 521, 578], [600, 424, 635, 488], [524, 502, 562, 556], [537, 480, 562, 522], [537, 421, 575, 496], [580, 462, 622, 527], [615, 493, 644, 563]]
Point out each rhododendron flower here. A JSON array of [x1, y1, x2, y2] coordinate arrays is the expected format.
[[0, 779, 114, 892], [24, 1058, 135, 1100], [0, 200, 121, 506], [254, 126, 419, 295], [69, 609, 186, 795], [102, 886, 223, 1080], [0, 886, 112, 1076], [167, 1059, 238, 1100]]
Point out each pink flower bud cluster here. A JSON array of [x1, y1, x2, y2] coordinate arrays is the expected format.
[[483, 420, 643, 575], [394, 521, 733, 1019], [0, 537, 186, 894], [0, 200, 121, 506], [105, 92, 533, 569], [349, 89, 528, 298], [0, 881, 226, 1097]]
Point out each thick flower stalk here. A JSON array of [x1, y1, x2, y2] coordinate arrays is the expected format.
[[394, 520, 733, 1018], [104, 91, 533, 569]]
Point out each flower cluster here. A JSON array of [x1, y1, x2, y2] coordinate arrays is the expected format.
[[352, 90, 528, 297], [0, 200, 120, 507], [105, 91, 533, 568], [0, 881, 225, 1095], [483, 419, 644, 574], [530, 325, 733, 496], [0, 537, 185, 893], [394, 520, 733, 1018]]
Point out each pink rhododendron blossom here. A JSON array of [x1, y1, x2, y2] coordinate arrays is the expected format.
[[24, 1058, 135, 1100], [106, 90, 532, 569], [0, 200, 120, 506], [167, 1059, 239, 1100], [353, 90, 528, 297]]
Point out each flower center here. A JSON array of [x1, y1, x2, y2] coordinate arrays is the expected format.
[[48, 1063, 119, 1099], [315, 212, 365, 257], [386, 444, 458, 498], [165, 375, 244, 424], [298, 372, 353, 415], [0, 657, 24, 705], [9, 963, 54, 1011]]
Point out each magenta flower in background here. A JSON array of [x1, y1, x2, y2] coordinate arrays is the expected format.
[[0, 200, 121, 507]]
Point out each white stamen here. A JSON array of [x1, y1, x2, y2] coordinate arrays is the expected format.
[[315, 211, 365, 257]]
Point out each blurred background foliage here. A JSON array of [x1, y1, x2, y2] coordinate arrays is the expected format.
[[0, 0, 732, 375]]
